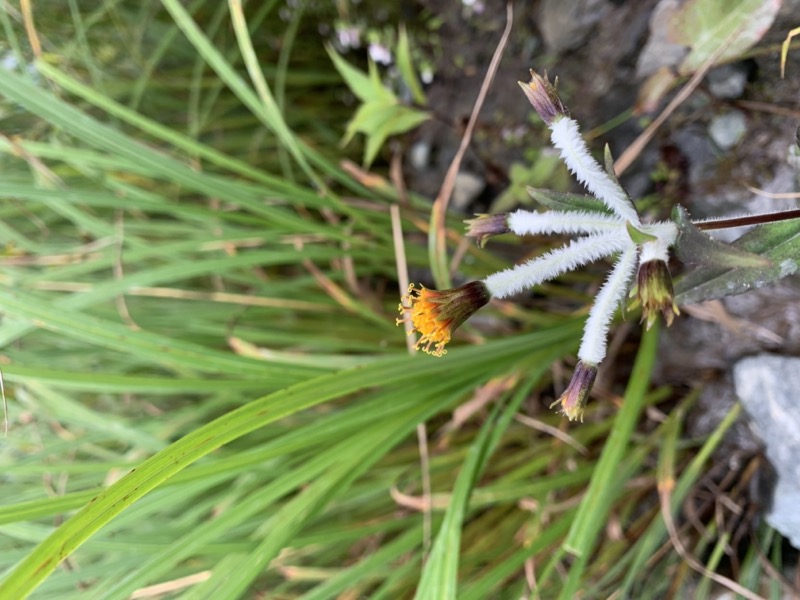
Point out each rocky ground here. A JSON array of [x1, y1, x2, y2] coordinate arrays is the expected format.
[[402, 0, 800, 552]]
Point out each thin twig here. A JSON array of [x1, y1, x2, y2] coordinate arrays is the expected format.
[[1, 367, 7, 436], [416, 422, 433, 559], [390, 486, 447, 511], [113, 211, 140, 331], [754, 532, 800, 598], [391, 204, 433, 553], [390, 148, 409, 207], [780, 26, 800, 79], [524, 557, 538, 600], [614, 28, 741, 176], [130, 571, 212, 599], [20, 0, 41, 59], [27, 282, 332, 311], [734, 99, 800, 119], [430, 3, 513, 285], [302, 258, 360, 313], [391, 205, 414, 347], [659, 487, 766, 600], [514, 414, 589, 455], [743, 184, 800, 200]]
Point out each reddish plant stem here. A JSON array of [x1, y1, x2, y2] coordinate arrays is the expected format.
[[693, 208, 800, 231]]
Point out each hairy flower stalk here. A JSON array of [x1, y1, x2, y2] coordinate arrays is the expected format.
[[508, 209, 624, 237], [520, 70, 639, 225], [483, 230, 631, 299], [578, 247, 638, 365], [550, 119, 640, 225], [399, 68, 683, 418]]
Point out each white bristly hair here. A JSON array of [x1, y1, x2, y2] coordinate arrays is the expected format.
[[483, 230, 630, 299], [550, 118, 640, 226], [639, 222, 678, 261], [639, 237, 671, 263], [508, 209, 623, 237], [577, 246, 638, 365]]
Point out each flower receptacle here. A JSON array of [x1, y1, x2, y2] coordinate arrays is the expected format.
[[518, 70, 568, 126], [551, 361, 598, 422], [397, 281, 491, 356], [636, 259, 679, 329], [465, 213, 510, 247]]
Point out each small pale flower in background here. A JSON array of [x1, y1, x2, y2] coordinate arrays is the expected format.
[[368, 42, 392, 65], [335, 24, 361, 50], [399, 69, 681, 419]]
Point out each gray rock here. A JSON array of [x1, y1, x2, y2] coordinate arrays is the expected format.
[[708, 110, 748, 151], [451, 171, 485, 212], [635, 0, 690, 78], [787, 138, 800, 176], [733, 354, 800, 549], [409, 140, 431, 170], [537, 0, 612, 54], [707, 63, 750, 100], [670, 125, 716, 187]]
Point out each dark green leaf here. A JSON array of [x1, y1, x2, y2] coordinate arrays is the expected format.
[[396, 25, 427, 105], [603, 145, 622, 189], [675, 215, 800, 305], [526, 187, 614, 215], [672, 205, 770, 268]]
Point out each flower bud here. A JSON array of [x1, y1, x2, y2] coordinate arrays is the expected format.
[[551, 361, 597, 421], [636, 259, 679, 329], [518, 69, 569, 126], [397, 281, 491, 356], [464, 213, 510, 247]]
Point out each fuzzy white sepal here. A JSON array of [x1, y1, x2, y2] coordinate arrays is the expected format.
[[508, 209, 623, 237], [639, 221, 678, 248], [483, 231, 630, 299], [578, 247, 638, 365], [550, 118, 640, 225], [639, 237, 671, 263]]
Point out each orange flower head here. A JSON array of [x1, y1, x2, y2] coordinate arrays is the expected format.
[[396, 281, 491, 356]]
